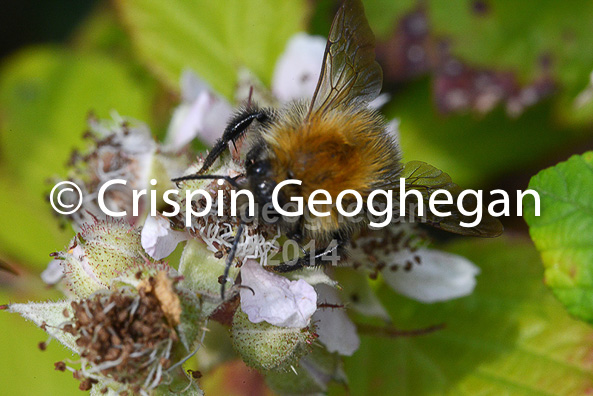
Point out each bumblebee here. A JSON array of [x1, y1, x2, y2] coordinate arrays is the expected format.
[[174, 0, 502, 296]]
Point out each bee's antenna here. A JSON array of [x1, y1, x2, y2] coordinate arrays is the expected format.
[[221, 223, 244, 300], [171, 174, 241, 189]]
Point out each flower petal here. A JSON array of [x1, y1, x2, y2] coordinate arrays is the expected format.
[[334, 268, 390, 321], [166, 70, 233, 148], [381, 248, 480, 303], [289, 269, 338, 288], [41, 259, 64, 285], [179, 68, 209, 102], [240, 260, 317, 328], [368, 93, 391, 109], [272, 33, 326, 102], [312, 284, 360, 356], [141, 214, 189, 260], [385, 118, 400, 144]]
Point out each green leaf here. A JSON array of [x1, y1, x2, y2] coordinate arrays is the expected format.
[[340, 238, 593, 395], [427, 0, 593, 125], [309, 0, 415, 41], [429, 0, 593, 83], [72, 6, 133, 56], [524, 151, 593, 323], [0, 179, 69, 266], [117, 0, 307, 99], [0, 46, 155, 267], [363, 0, 416, 39]]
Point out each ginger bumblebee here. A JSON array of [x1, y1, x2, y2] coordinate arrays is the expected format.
[[174, 0, 502, 294]]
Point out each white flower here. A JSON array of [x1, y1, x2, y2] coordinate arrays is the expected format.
[[312, 284, 360, 356], [141, 213, 190, 260], [273, 33, 393, 110], [380, 248, 480, 303], [349, 226, 480, 303], [166, 70, 233, 149], [272, 33, 326, 102], [164, 33, 397, 163], [239, 260, 317, 328], [167, 34, 396, 150], [88, 113, 156, 189], [61, 113, 159, 228]]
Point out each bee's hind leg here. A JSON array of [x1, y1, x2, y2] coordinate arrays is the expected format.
[[268, 234, 348, 273]]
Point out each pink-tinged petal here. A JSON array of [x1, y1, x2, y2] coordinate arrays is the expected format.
[[272, 33, 326, 102], [141, 214, 189, 260], [240, 260, 317, 328], [179, 68, 208, 102], [313, 284, 360, 356], [382, 248, 480, 303], [41, 259, 64, 285], [166, 70, 233, 149]]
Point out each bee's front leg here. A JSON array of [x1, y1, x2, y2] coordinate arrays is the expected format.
[[199, 107, 271, 174]]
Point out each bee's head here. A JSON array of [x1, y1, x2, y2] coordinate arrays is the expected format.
[[246, 154, 278, 205], [245, 144, 294, 210], [244, 144, 303, 240]]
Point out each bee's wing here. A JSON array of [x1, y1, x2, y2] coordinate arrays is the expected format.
[[398, 161, 504, 237], [307, 0, 382, 117]]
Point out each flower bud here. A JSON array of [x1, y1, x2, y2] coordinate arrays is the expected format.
[[56, 218, 168, 298], [231, 308, 316, 372], [265, 347, 347, 394]]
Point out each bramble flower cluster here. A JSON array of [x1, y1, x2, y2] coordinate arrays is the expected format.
[[6, 33, 481, 395]]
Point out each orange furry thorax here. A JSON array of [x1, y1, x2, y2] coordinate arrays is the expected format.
[[264, 106, 401, 201]]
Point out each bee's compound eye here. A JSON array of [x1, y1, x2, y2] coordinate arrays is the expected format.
[[258, 180, 275, 197], [247, 160, 269, 177], [253, 165, 266, 175]]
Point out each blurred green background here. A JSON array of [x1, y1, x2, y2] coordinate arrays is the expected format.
[[2, 0, 593, 394]]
